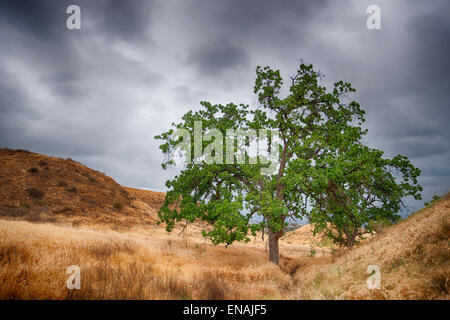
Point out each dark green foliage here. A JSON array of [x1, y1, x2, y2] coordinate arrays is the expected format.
[[424, 194, 441, 206], [113, 202, 123, 210], [299, 147, 422, 247]]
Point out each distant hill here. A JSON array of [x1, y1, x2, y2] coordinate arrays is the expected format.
[[0, 148, 164, 227], [282, 224, 326, 244]]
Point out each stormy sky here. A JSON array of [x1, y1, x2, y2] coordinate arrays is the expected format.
[[0, 0, 449, 215]]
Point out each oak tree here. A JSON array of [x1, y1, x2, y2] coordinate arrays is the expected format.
[[155, 62, 421, 264]]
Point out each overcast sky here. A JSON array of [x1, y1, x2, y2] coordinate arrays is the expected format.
[[1, 0, 449, 215]]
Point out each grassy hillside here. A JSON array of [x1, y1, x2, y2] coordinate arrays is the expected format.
[[293, 194, 449, 299], [0, 148, 164, 227]]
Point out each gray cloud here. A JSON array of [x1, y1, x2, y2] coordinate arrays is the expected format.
[[0, 0, 449, 214], [187, 38, 249, 74], [91, 0, 154, 41]]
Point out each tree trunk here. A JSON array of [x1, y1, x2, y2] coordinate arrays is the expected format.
[[268, 229, 280, 265], [347, 231, 357, 248], [346, 226, 359, 248]]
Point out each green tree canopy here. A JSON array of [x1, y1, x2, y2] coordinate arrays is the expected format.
[[289, 144, 422, 247], [155, 62, 421, 264]]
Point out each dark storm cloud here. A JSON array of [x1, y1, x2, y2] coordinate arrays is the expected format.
[[0, 0, 155, 42], [0, 0, 169, 188], [0, 0, 449, 211], [178, 0, 326, 35], [408, 11, 450, 77], [0, 0, 64, 40], [352, 4, 450, 167], [348, 1, 450, 209], [187, 38, 249, 74], [176, 0, 328, 76], [87, 0, 155, 41]]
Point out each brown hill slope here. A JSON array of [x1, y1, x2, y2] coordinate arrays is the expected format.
[[293, 193, 450, 299], [0, 148, 164, 226]]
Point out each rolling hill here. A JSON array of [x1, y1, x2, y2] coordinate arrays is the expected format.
[[0, 148, 164, 227]]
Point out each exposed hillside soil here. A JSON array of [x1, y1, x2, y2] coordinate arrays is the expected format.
[[0, 148, 163, 227]]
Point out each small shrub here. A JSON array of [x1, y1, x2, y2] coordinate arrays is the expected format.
[[120, 189, 131, 199], [425, 194, 441, 206], [27, 167, 39, 173], [113, 202, 123, 210], [66, 186, 77, 193], [14, 148, 31, 154], [26, 187, 44, 199], [432, 195, 441, 202], [21, 203, 30, 209], [58, 181, 68, 187]]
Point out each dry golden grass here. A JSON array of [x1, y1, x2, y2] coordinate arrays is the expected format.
[[1, 191, 447, 300], [0, 220, 302, 299]]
